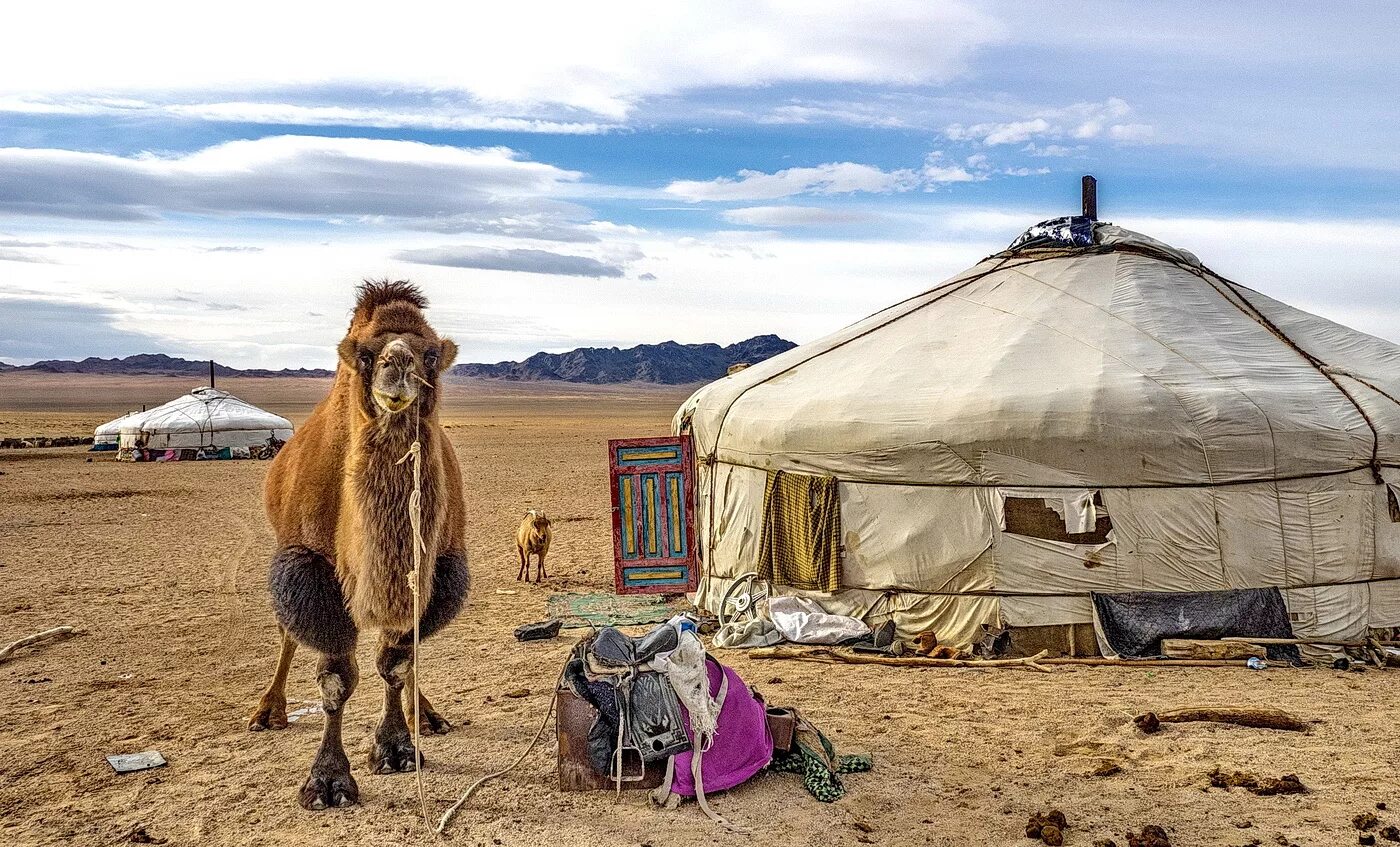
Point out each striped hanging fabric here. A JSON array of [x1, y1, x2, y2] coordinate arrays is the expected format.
[[756, 470, 842, 592]]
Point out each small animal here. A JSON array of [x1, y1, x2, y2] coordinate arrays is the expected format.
[[516, 509, 552, 583]]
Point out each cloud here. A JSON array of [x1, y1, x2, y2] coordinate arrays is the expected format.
[[0, 95, 616, 134], [666, 162, 921, 202], [0, 295, 166, 360], [0, 3, 1003, 119], [394, 246, 627, 278], [945, 98, 1153, 146], [0, 248, 56, 263], [721, 206, 878, 227], [0, 135, 587, 229]]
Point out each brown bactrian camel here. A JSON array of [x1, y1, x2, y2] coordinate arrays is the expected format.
[[247, 280, 470, 810]]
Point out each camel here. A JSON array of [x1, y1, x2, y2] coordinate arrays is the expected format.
[[247, 280, 470, 810]]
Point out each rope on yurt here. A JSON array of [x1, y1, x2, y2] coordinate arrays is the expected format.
[[1188, 261, 1391, 484]]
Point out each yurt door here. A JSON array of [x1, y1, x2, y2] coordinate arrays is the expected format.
[[608, 436, 698, 595]]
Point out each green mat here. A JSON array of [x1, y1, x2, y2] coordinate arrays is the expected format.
[[546, 591, 685, 628]]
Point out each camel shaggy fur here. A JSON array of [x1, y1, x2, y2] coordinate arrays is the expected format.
[[247, 280, 470, 810], [515, 509, 552, 582]]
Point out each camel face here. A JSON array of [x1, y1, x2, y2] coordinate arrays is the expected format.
[[337, 291, 458, 422], [366, 336, 425, 415]]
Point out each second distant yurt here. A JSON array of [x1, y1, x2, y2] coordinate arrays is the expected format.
[[117, 387, 293, 461]]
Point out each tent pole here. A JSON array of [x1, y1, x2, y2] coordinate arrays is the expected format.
[[1081, 174, 1097, 220]]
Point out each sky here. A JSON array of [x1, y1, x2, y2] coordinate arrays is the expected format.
[[2, 1, 1400, 368]]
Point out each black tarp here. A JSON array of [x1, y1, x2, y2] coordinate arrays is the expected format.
[[1091, 587, 1301, 663]]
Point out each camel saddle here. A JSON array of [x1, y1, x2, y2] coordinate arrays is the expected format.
[[570, 625, 690, 780]]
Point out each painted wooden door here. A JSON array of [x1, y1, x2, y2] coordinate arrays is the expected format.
[[608, 435, 698, 594]]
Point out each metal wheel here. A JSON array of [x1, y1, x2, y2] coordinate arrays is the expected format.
[[718, 572, 771, 627]]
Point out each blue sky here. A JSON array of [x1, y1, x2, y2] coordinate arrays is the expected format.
[[2, 1, 1399, 367]]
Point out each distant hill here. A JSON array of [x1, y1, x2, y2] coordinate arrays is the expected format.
[[0, 335, 796, 384], [6, 354, 334, 378], [450, 335, 796, 384]]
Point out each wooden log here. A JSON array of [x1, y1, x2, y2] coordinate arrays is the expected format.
[[0, 625, 77, 664], [748, 645, 1053, 672], [1220, 636, 1364, 648], [1135, 706, 1311, 733], [1162, 639, 1265, 660]]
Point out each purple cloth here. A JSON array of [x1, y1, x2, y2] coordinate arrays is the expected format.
[[669, 659, 773, 797]]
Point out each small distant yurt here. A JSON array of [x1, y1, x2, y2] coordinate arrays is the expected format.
[[92, 409, 149, 451], [676, 214, 1400, 653], [117, 387, 293, 461]]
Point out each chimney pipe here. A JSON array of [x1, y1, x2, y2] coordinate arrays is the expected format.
[[1081, 174, 1098, 220], [209, 359, 215, 389]]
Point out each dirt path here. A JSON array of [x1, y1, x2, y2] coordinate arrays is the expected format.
[[1, 381, 1397, 846]]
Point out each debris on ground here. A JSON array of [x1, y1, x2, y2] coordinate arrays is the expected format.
[[1380, 825, 1399, 842], [503, 688, 531, 698], [286, 702, 323, 723], [1355, 812, 1380, 831], [1361, 835, 1376, 846], [1092, 760, 1124, 777], [1025, 809, 1068, 845], [127, 824, 167, 844], [106, 751, 167, 774], [1209, 768, 1308, 796], [1126, 824, 1171, 847], [513, 618, 563, 641]]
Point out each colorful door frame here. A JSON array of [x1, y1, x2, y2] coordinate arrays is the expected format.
[[608, 435, 699, 595]]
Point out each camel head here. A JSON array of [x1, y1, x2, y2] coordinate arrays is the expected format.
[[337, 279, 458, 421]]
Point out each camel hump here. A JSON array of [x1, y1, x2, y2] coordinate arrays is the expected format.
[[352, 279, 428, 326]]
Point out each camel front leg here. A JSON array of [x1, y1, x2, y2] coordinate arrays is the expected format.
[[370, 633, 423, 774], [249, 626, 297, 731], [299, 650, 359, 810]]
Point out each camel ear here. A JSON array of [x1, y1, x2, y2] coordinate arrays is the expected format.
[[437, 338, 458, 372], [337, 337, 359, 368]]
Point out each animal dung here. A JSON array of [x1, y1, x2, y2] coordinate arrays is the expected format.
[[106, 751, 167, 774], [1208, 767, 1307, 796], [1354, 812, 1380, 831], [1125, 825, 1171, 847], [1025, 809, 1068, 845]]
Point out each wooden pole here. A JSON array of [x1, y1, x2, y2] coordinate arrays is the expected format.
[[1220, 636, 1364, 648], [1081, 174, 1098, 220], [0, 626, 77, 664], [748, 645, 1053, 672]]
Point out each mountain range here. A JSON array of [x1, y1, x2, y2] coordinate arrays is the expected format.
[[0, 336, 795, 384]]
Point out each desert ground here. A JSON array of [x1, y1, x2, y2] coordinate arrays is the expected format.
[[1, 374, 1396, 847]]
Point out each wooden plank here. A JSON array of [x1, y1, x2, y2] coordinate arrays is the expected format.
[[1220, 636, 1365, 648], [1161, 638, 1265, 660]]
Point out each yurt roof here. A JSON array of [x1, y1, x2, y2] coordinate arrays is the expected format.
[[679, 218, 1400, 489], [119, 387, 292, 435], [95, 409, 150, 437]]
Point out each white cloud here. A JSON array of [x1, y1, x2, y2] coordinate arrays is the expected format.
[[665, 162, 921, 202], [0, 96, 616, 134], [946, 98, 1153, 146], [0, 136, 586, 228], [721, 206, 878, 226], [0, 2, 1003, 120], [394, 246, 628, 278]]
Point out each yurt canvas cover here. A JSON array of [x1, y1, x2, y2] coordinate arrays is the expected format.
[[676, 221, 1400, 649], [117, 387, 292, 461]]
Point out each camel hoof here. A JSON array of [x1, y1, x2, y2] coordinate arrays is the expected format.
[[298, 770, 358, 811], [248, 699, 288, 732], [370, 735, 423, 774], [419, 709, 452, 735]]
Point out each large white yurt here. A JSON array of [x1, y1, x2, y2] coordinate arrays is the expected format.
[[676, 216, 1400, 653], [117, 387, 293, 461]]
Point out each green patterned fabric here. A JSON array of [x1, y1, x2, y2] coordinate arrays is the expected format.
[[769, 718, 872, 802]]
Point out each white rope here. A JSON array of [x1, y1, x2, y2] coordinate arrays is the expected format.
[[395, 408, 435, 840]]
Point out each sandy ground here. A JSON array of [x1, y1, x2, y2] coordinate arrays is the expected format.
[[1, 375, 1397, 847]]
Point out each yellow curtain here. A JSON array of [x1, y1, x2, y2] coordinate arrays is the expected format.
[[756, 470, 842, 592]]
